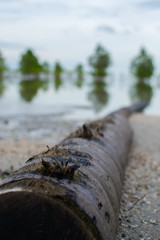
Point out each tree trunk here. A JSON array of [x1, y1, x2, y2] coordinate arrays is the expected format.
[[0, 103, 147, 240]]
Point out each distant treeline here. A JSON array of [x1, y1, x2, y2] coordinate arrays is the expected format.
[[0, 44, 155, 83]]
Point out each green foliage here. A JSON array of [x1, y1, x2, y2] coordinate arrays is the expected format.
[[88, 44, 111, 76], [0, 51, 6, 76], [75, 64, 83, 74], [130, 48, 154, 82], [54, 62, 63, 75], [19, 49, 42, 75]]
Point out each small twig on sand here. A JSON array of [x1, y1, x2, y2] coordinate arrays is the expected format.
[[128, 194, 146, 211]]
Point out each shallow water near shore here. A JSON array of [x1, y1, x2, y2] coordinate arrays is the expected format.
[[0, 72, 160, 121]]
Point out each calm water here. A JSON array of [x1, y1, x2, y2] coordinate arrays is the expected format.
[[0, 73, 159, 120]]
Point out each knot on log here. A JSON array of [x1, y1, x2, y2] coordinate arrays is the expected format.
[[39, 158, 80, 180], [67, 117, 114, 140]]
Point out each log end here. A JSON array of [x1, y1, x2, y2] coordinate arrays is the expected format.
[[0, 190, 97, 240]]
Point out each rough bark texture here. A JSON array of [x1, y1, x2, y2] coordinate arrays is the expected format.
[[0, 104, 147, 240]]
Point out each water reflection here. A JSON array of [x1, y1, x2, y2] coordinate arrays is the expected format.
[[0, 72, 158, 117], [54, 73, 63, 91], [88, 76, 109, 112], [19, 78, 49, 102], [75, 64, 84, 88], [75, 75, 84, 88], [53, 62, 64, 91], [130, 82, 153, 103], [0, 76, 6, 97]]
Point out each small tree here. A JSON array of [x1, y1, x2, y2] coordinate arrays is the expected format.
[[75, 64, 83, 75], [54, 62, 63, 75], [88, 44, 111, 76], [0, 51, 6, 77], [19, 49, 42, 75], [130, 48, 154, 82]]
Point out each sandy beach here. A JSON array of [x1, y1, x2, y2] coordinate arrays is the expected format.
[[0, 114, 82, 175], [0, 113, 160, 239], [117, 114, 160, 239]]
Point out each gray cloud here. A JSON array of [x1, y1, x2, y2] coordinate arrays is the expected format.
[[0, 41, 24, 49], [79, 5, 120, 19], [138, 0, 160, 9], [97, 25, 116, 34], [0, 0, 21, 1], [0, 0, 70, 21], [97, 24, 132, 35]]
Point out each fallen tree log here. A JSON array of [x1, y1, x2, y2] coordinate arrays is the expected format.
[[0, 103, 147, 240]]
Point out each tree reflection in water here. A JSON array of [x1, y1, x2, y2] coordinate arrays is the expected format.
[[0, 76, 6, 98], [75, 64, 84, 88], [54, 73, 63, 91], [88, 75, 109, 112], [75, 72, 84, 88], [19, 77, 49, 102], [130, 81, 153, 103]]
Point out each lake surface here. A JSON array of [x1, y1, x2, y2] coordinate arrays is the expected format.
[[0, 72, 159, 121]]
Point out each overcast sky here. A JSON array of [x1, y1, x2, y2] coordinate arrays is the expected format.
[[0, 0, 160, 72]]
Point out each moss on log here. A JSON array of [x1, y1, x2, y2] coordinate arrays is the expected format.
[[0, 103, 147, 240]]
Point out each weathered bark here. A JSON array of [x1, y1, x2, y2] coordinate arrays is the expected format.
[[0, 103, 147, 240]]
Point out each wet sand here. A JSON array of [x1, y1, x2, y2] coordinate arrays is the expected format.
[[0, 113, 160, 239], [117, 114, 160, 239]]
